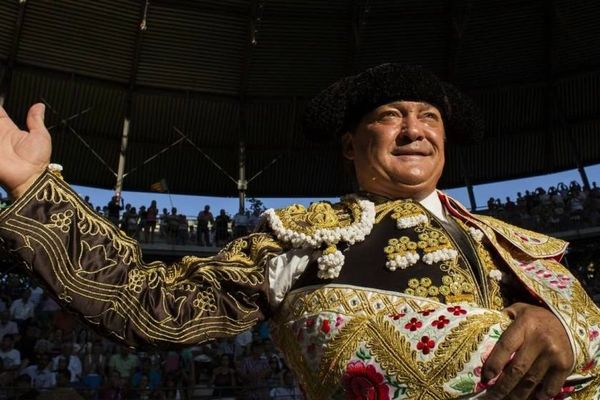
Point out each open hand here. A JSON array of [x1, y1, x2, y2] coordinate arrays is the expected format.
[[0, 104, 51, 199], [482, 303, 573, 399]]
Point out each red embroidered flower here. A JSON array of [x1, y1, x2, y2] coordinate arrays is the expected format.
[[447, 306, 467, 316], [416, 336, 435, 354], [590, 330, 599, 341], [321, 319, 331, 334], [419, 309, 434, 316], [341, 361, 390, 400], [389, 313, 405, 320], [404, 317, 423, 331], [306, 319, 315, 329], [432, 315, 450, 329]]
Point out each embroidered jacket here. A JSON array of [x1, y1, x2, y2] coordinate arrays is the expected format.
[[1, 170, 599, 399]]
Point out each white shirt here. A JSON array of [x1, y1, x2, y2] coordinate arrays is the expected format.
[[0, 348, 21, 368], [268, 191, 450, 306], [9, 299, 35, 321], [52, 354, 82, 382], [0, 320, 19, 339], [21, 365, 56, 389]]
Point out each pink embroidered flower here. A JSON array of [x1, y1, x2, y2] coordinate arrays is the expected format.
[[432, 315, 450, 329], [335, 315, 345, 327], [416, 336, 435, 354], [447, 306, 467, 316], [404, 317, 423, 331], [553, 385, 575, 400], [341, 361, 390, 400], [589, 330, 599, 341], [321, 319, 331, 334]]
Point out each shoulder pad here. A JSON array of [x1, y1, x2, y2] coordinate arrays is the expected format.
[[475, 214, 568, 259]]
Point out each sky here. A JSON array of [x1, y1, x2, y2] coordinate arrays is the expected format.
[[39, 163, 598, 217]]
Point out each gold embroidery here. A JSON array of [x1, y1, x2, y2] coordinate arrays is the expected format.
[[475, 214, 567, 258], [273, 200, 359, 236], [47, 210, 74, 233], [0, 171, 282, 345]]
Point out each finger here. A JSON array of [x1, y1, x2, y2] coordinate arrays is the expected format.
[[535, 367, 572, 400], [483, 349, 540, 400], [26, 103, 46, 133], [0, 105, 19, 131], [503, 357, 549, 400], [482, 318, 526, 382]]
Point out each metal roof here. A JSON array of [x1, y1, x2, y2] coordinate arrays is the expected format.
[[1, 0, 599, 198]]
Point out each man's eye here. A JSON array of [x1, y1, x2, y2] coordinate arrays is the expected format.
[[379, 111, 399, 119], [421, 112, 439, 120]]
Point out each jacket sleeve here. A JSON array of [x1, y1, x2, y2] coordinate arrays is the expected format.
[[0, 169, 284, 348]]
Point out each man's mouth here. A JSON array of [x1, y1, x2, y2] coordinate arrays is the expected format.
[[391, 149, 429, 157]]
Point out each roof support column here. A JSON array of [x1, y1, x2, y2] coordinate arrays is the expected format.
[[115, 0, 149, 197], [238, 141, 247, 214], [114, 117, 130, 197]]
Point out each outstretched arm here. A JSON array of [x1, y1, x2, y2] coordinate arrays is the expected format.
[[0, 105, 283, 348]]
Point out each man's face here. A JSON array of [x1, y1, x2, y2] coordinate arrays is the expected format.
[[342, 100, 445, 200]]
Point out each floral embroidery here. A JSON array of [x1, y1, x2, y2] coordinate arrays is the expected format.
[[432, 315, 450, 329], [341, 361, 390, 400], [321, 319, 331, 334], [404, 317, 423, 331], [448, 305, 467, 316], [416, 336, 436, 354]]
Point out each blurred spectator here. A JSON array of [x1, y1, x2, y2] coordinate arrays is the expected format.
[[238, 341, 271, 400], [99, 370, 127, 400], [176, 214, 189, 245], [0, 311, 19, 340], [215, 209, 231, 246], [126, 207, 140, 238], [269, 369, 303, 400], [233, 210, 249, 238], [165, 208, 179, 245], [0, 334, 21, 370], [107, 196, 123, 226], [52, 342, 82, 383], [145, 200, 159, 243], [131, 357, 161, 390], [82, 340, 106, 391], [20, 353, 56, 389], [9, 289, 34, 330], [197, 205, 214, 247], [109, 347, 138, 381], [210, 354, 236, 398]]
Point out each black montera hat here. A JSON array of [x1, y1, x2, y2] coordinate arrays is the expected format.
[[303, 63, 484, 145]]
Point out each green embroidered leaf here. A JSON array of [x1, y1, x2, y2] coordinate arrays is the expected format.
[[450, 376, 475, 393], [490, 328, 502, 339]]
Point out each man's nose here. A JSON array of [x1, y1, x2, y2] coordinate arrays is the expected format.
[[399, 115, 423, 141]]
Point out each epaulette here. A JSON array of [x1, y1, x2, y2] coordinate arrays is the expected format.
[[474, 215, 568, 259], [261, 196, 375, 279]]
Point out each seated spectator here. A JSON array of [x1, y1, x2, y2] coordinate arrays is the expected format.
[[0, 311, 19, 340], [52, 342, 82, 383], [131, 357, 161, 391], [238, 341, 271, 400], [99, 370, 127, 400], [9, 289, 35, 330], [269, 369, 303, 400], [20, 353, 56, 389], [0, 334, 21, 370], [36, 369, 83, 400], [109, 346, 138, 381], [82, 340, 106, 390], [210, 354, 236, 398]]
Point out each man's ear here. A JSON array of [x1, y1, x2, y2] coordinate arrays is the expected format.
[[341, 132, 355, 160]]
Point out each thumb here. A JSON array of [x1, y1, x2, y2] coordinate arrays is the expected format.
[[26, 103, 46, 132]]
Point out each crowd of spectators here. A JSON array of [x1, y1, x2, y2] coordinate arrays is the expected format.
[[484, 181, 600, 233], [0, 275, 303, 400]]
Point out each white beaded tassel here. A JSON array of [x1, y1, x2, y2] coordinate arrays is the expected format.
[[385, 251, 420, 271], [422, 248, 458, 265]]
